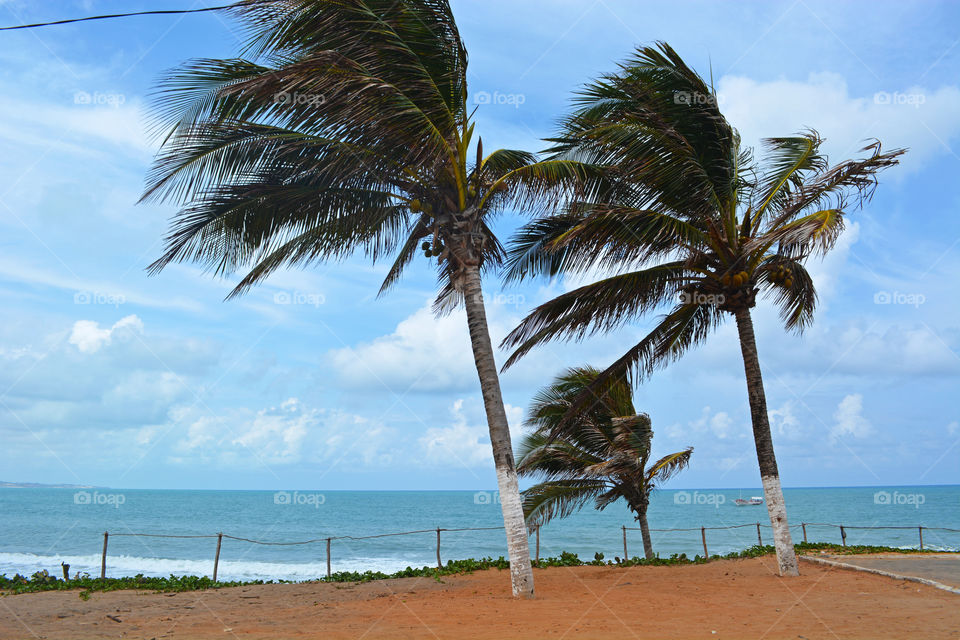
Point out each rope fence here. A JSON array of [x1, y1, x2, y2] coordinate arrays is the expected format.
[[95, 522, 960, 581]]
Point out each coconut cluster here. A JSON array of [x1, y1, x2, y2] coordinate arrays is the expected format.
[[421, 240, 444, 257], [770, 265, 794, 288], [720, 270, 750, 288]]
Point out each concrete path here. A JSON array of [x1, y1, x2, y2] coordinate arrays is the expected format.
[[802, 552, 960, 593]]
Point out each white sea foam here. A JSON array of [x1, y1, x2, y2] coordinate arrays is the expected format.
[[0, 551, 435, 582]]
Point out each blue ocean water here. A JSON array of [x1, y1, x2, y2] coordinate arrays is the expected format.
[[1, 486, 957, 581]]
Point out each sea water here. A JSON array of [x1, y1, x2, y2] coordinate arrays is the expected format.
[[1, 486, 957, 581]]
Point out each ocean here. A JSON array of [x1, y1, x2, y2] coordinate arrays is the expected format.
[[2, 486, 957, 581]]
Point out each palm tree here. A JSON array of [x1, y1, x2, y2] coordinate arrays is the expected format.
[[517, 366, 692, 560], [141, 0, 589, 598], [501, 43, 904, 576]]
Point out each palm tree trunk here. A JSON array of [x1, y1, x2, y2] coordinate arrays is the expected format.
[[733, 307, 799, 576], [638, 510, 655, 560], [460, 265, 535, 597]]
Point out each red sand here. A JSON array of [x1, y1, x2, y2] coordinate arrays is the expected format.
[[2, 556, 958, 639]]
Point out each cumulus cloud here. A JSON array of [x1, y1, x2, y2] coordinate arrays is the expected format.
[[831, 393, 872, 440], [329, 303, 476, 392], [665, 406, 741, 441], [419, 399, 490, 467], [418, 399, 526, 469], [769, 402, 803, 439], [719, 72, 960, 174], [170, 399, 396, 469], [68, 315, 143, 353]]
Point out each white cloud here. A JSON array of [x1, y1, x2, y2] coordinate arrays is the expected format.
[[665, 406, 741, 441], [170, 399, 396, 469], [419, 399, 490, 467], [719, 73, 960, 174], [328, 302, 477, 392], [68, 314, 143, 353], [769, 402, 803, 439], [0, 95, 154, 158], [417, 399, 527, 469], [831, 393, 872, 440]]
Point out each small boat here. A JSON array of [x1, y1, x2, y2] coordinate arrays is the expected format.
[[734, 496, 763, 506]]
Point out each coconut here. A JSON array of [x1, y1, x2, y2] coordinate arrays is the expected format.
[[409, 199, 422, 212]]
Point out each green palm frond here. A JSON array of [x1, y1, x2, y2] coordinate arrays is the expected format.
[[763, 140, 906, 229], [521, 479, 610, 529], [516, 366, 692, 527], [645, 447, 693, 489], [500, 262, 692, 369], [755, 256, 817, 331], [750, 132, 828, 226]]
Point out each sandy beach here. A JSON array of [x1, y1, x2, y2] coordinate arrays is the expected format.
[[2, 556, 958, 640]]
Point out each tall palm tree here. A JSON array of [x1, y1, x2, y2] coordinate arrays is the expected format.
[[141, 0, 589, 597], [517, 366, 692, 559], [500, 43, 904, 576]]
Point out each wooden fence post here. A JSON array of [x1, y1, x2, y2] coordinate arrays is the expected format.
[[436, 528, 442, 569], [535, 528, 540, 564], [840, 525, 846, 547], [100, 531, 109, 580], [756, 523, 762, 546], [701, 527, 708, 559], [919, 526, 924, 550], [802, 522, 807, 543], [213, 533, 223, 582], [622, 525, 628, 560], [326, 538, 332, 579]]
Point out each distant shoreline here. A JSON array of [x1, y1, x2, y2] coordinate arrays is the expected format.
[[0, 482, 97, 489]]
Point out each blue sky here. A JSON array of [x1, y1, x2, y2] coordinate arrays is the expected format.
[[0, 0, 958, 491]]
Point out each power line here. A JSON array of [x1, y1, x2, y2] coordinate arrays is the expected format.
[[0, 1, 269, 31]]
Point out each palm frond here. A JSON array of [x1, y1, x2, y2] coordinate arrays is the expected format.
[[500, 262, 691, 369], [521, 479, 609, 529], [755, 256, 817, 331], [645, 447, 693, 489], [750, 132, 828, 226]]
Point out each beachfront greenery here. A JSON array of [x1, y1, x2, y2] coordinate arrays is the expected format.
[[141, 0, 590, 599], [501, 42, 905, 577], [3, 543, 942, 598], [516, 366, 692, 559]]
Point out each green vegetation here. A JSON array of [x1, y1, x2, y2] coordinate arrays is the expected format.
[[517, 366, 693, 560], [795, 542, 944, 555], [4, 543, 945, 598], [0, 570, 266, 600]]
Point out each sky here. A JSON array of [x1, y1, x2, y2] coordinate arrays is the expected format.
[[0, 0, 958, 491]]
